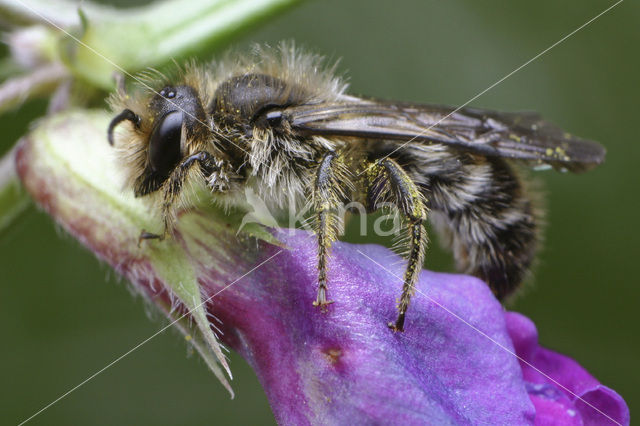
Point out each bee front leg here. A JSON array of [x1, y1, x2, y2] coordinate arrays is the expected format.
[[140, 151, 226, 245], [311, 151, 350, 312], [368, 159, 428, 332]]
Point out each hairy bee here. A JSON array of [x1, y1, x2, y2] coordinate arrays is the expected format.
[[107, 43, 605, 332]]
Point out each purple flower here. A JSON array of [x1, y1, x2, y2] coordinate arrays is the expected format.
[[506, 312, 630, 426], [15, 111, 629, 424]]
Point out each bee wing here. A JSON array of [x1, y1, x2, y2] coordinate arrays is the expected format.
[[282, 101, 605, 172]]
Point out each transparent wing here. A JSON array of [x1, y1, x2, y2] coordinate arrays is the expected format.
[[279, 101, 605, 172]]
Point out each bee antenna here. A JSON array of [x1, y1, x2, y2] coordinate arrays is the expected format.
[[108, 109, 141, 146]]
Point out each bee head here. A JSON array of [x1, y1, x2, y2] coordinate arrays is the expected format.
[[108, 84, 210, 197], [136, 85, 209, 196]]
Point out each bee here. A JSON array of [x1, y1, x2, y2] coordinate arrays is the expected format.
[[107, 43, 605, 332]]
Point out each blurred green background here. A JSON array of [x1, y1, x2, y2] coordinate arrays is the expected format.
[[1, 0, 637, 424]]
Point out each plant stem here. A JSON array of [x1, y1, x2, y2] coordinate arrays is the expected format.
[[66, 0, 300, 89]]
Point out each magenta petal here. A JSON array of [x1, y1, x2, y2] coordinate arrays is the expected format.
[[505, 312, 630, 426], [194, 229, 536, 425]]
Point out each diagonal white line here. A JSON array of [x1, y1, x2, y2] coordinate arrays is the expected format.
[[13, 0, 258, 161], [359, 0, 623, 176], [356, 249, 622, 426], [17, 250, 283, 426], [10, 1, 624, 425]]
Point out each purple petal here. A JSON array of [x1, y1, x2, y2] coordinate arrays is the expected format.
[[506, 312, 630, 426], [187, 228, 536, 425]]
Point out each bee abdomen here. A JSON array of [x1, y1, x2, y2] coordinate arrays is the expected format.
[[424, 156, 539, 299]]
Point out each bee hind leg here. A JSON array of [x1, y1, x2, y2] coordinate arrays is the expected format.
[[368, 159, 428, 332], [311, 151, 351, 312]]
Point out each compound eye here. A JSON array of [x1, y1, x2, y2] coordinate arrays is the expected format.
[[148, 111, 183, 177]]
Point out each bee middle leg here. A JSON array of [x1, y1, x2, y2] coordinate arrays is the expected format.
[[139, 151, 224, 244], [368, 158, 428, 332], [311, 151, 351, 311]]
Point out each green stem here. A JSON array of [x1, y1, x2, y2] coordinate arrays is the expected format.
[[67, 0, 301, 89]]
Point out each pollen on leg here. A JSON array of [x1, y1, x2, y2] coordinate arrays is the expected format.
[[311, 150, 351, 315]]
